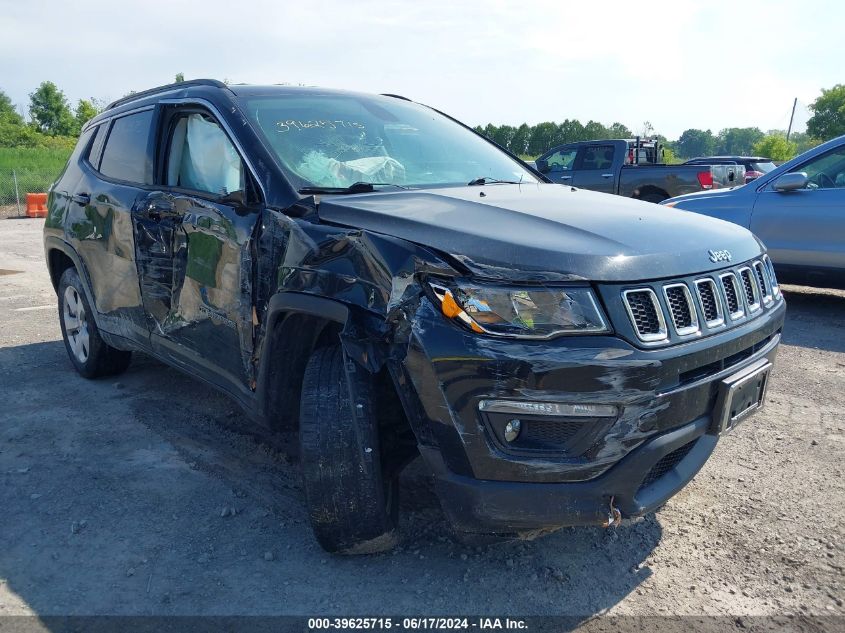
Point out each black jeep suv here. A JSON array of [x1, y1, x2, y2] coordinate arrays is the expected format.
[[44, 80, 785, 554]]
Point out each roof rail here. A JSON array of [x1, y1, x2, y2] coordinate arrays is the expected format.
[[106, 79, 230, 110], [380, 93, 411, 101]]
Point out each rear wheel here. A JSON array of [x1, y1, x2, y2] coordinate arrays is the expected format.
[[299, 345, 399, 554], [58, 267, 132, 379]]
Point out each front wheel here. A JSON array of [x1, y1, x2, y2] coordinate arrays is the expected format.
[[299, 345, 399, 554], [58, 267, 132, 379]]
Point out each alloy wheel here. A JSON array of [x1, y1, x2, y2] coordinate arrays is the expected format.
[[63, 286, 90, 363]]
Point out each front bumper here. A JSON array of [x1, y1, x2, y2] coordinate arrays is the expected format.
[[422, 414, 716, 533], [395, 296, 785, 532]]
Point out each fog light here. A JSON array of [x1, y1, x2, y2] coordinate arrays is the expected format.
[[504, 419, 521, 443]]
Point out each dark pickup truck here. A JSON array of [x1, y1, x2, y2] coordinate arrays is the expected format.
[[536, 139, 745, 202], [45, 81, 783, 554]]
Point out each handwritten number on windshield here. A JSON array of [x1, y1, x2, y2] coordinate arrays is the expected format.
[[276, 120, 365, 133]]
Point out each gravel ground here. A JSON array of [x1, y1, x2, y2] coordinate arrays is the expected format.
[[0, 205, 26, 220], [0, 218, 843, 623]]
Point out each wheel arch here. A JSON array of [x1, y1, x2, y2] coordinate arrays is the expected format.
[[634, 185, 670, 202], [254, 292, 416, 470], [47, 248, 74, 292], [254, 292, 351, 429], [44, 237, 101, 327]]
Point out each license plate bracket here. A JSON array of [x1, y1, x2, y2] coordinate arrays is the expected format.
[[711, 359, 772, 435]]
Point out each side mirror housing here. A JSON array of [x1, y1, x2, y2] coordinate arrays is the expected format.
[[773, 172, 809, 192], [535, 158, 550, 174]]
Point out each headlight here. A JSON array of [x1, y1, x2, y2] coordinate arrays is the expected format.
[[429, 280, 610, 339]]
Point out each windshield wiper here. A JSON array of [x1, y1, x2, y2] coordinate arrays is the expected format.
[[298, 181, 410, 195], [467, 176, 523, 186]]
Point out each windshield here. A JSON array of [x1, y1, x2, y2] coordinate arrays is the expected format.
[[241, 93, 538, 190]]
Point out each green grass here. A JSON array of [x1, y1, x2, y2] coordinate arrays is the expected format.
[[0, 147, 72, 206]]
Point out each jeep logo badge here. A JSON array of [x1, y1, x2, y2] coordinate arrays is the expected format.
[[708, 249, 732, 263]]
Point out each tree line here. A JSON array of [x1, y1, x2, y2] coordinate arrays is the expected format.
[[674, 127, 820, 162], [475, 120, 824, 162], [0, 75, 191, 152], [0, 81, 103, 151], [472, 120, 637, 159], [474, 84, 845, 162], [3, 77, 845, 162]]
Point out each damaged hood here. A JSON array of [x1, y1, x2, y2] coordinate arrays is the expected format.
[[316, 184, 764, 282]]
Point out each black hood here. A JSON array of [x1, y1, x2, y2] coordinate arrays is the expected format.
[[316, 184, 763, 282]]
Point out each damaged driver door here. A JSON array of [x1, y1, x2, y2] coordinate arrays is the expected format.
[[132, 105, 261, 395]]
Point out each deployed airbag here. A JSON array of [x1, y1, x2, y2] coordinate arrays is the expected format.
[[297, 151, 405, 187], [179, 114, 242, 195]]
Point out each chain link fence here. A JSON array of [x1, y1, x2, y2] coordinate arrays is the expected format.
[[0, 167, 60, 218], [0, 147, 70, 217]]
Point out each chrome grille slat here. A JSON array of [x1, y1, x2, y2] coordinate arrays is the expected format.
[[663, 283, 699, 336], [719, 272, 744, 320], [763, 254, 780, 297], [754, 260, 773, 304], [623, 289, 667, 342], [754, 260, 775, 305], [694, 278, 724, 327], [739, 266, 761, 312]]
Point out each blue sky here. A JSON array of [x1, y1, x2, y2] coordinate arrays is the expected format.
[[0, 0, 839, 138]]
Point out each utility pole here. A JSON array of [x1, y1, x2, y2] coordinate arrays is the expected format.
[[786, 97, 797, 142]]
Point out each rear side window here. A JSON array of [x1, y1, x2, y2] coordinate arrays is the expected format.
[[580, 145, 615, 170], [86, 124, 108, 168], [53, 127, 96, 185], [99, 110, 154, 184]]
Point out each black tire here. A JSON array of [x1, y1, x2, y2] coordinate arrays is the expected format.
[[299, 345, 399, 554], [57, 267, 132, 379], [640, 193, 668, 204]]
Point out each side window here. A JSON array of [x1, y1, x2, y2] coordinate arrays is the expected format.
[[99, 110, 154, 184], [545, 148, 577, 172], [579, 145, 615, 170], [798, 146, 845, 189], [86, 124, 108, 169], [166, 112, 244, 196]]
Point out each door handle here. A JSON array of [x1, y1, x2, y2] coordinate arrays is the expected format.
[[71, 193, 90, 206], [601, 173, 613, 179], [559, 175, 572, 181]]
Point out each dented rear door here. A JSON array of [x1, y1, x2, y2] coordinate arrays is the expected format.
[[70, 110, 155, 343]]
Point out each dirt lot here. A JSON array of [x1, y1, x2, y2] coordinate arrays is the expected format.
[[0, 205, 25, 220], [0, 218, 843, 622]]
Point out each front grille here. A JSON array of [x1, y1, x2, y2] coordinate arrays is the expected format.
[[638, 440, 697, 491], [695, 279, 722, 325], [619, 259, 781, 346], [623, 289, 665, 340], [739, 268, 760, 311], [721, 273, 742, 317]]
